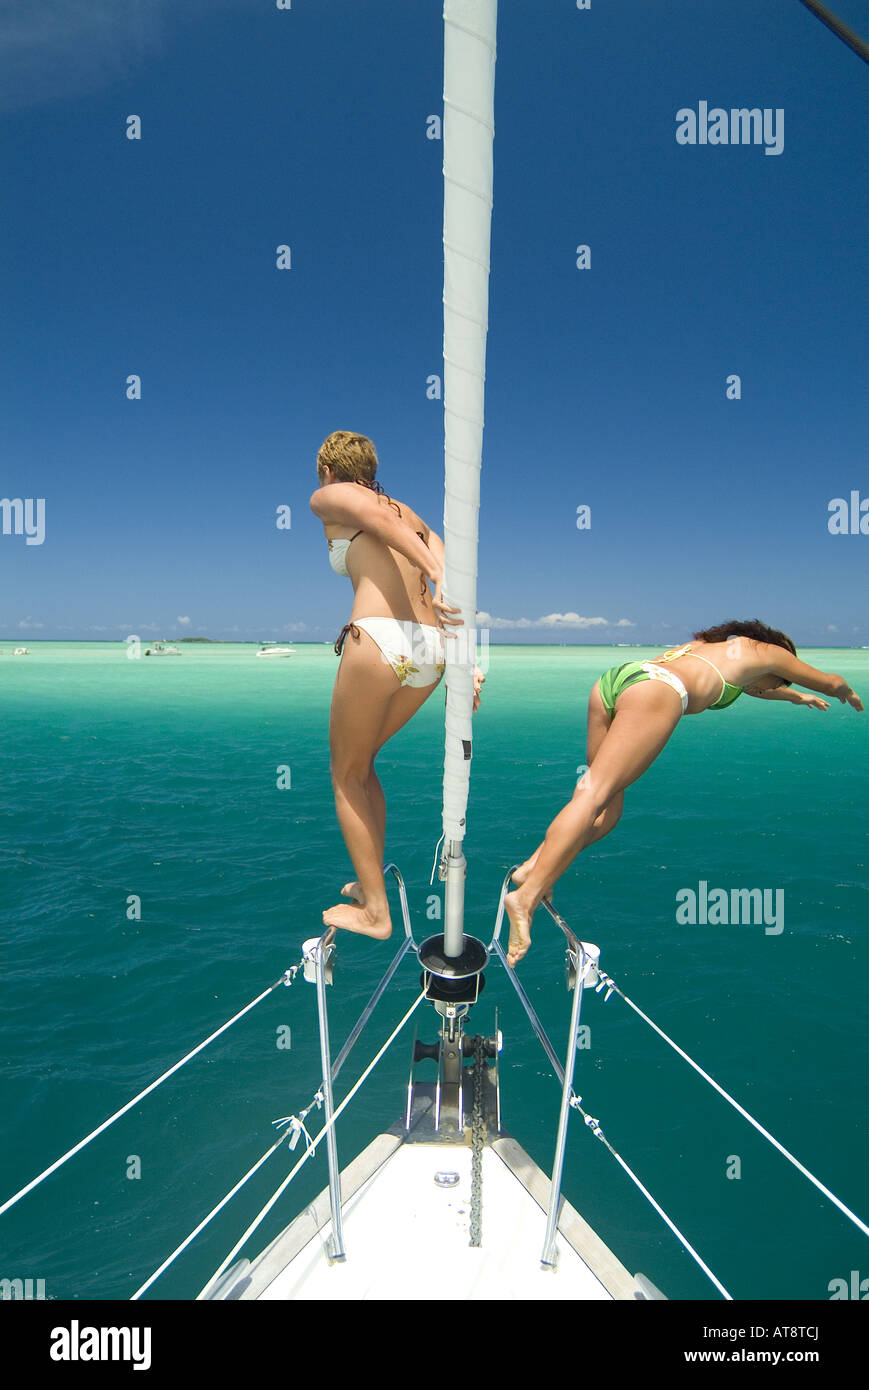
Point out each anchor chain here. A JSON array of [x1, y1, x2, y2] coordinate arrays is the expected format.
[[469, 1034, 485, 1247]]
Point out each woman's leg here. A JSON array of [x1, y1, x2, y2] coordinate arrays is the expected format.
[[323, 631, 400, 936], [504, 680, 682, 964], [339, 683, 438, 901], [340, 767, 386, 901], [325, 634, 442, 935], [513, 681, 617, 886]]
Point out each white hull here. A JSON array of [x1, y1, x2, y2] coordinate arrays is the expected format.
[[199, 1124, 649, 1302]]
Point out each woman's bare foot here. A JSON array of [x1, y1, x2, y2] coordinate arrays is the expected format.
[[511, 856, 552, 901], [511, 855, 536, 887], [341, 881, 364, 903], [322, 900, 392, 940], [504, 889, 534, 967]]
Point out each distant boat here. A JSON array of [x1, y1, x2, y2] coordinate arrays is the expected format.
[[256, 643, 296, 658], [144, 642, 181, 656], [12, 647, 28, 655]]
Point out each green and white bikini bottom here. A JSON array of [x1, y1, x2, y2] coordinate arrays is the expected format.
[[598, 661, 689, 717]]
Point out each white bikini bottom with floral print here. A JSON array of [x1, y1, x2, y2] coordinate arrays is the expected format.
[[351, 617, 446, 688]]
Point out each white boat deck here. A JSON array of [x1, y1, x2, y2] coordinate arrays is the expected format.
[[204, 1131, 642, 1301]]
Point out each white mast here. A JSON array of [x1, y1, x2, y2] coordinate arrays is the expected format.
[[440, 0, 497, 957]]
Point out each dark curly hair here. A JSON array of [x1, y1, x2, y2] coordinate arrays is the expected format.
[[691, 619, 796, 685], [692, 619, 797, 656]]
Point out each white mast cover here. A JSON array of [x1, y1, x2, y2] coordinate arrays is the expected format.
[[441, 0, 496, 844]]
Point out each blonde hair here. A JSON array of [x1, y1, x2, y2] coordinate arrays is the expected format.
[[317, 431, 379, 484], [316, 430, 403, 517]]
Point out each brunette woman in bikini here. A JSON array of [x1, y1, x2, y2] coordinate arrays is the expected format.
[[311, 430, 482, 940], [504, 620, 862, 966]]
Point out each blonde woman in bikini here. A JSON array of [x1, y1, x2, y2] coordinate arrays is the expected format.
[[311, 430, 482, 940], [504, 620, 862, 966]]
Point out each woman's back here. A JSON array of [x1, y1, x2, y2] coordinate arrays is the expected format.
[[324, 496, 437, 625], [653, 640, 744, 713]]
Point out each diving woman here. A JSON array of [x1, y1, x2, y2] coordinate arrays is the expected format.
[[504, 620, 862, 966]]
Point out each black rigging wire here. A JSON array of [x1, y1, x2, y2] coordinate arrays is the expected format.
[[797, 0, 869, 65]]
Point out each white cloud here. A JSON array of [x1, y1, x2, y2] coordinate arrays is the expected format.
[[177, 615, 191, 626], [0, 1, 163, 112], [477, 611, 634, 631], [18, 616, 44, 628], [0, 0, 260, 114]]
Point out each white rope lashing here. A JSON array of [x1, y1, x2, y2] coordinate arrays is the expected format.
[[132, 988, 428, 1299]]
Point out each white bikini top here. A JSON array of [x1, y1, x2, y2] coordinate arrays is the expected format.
[[327, 530, 363, 577]]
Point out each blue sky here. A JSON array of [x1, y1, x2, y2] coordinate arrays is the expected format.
[[1, 0, 867, 645]]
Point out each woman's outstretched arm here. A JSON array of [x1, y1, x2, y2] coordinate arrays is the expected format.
[[745, 686, 830, 709], [752, 643, 863, 710]]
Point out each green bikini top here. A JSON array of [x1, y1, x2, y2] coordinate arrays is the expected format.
[[657, 645, 744, 711], [707, 681, 743, 711]]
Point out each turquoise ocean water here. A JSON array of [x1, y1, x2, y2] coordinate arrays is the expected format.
[[1, 642, 866, 1301]]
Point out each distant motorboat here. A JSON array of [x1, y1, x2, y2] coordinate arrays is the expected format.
[[12, 647, 29, 655], [144, 642, 181, 656], [256, 643, 296, 658]]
